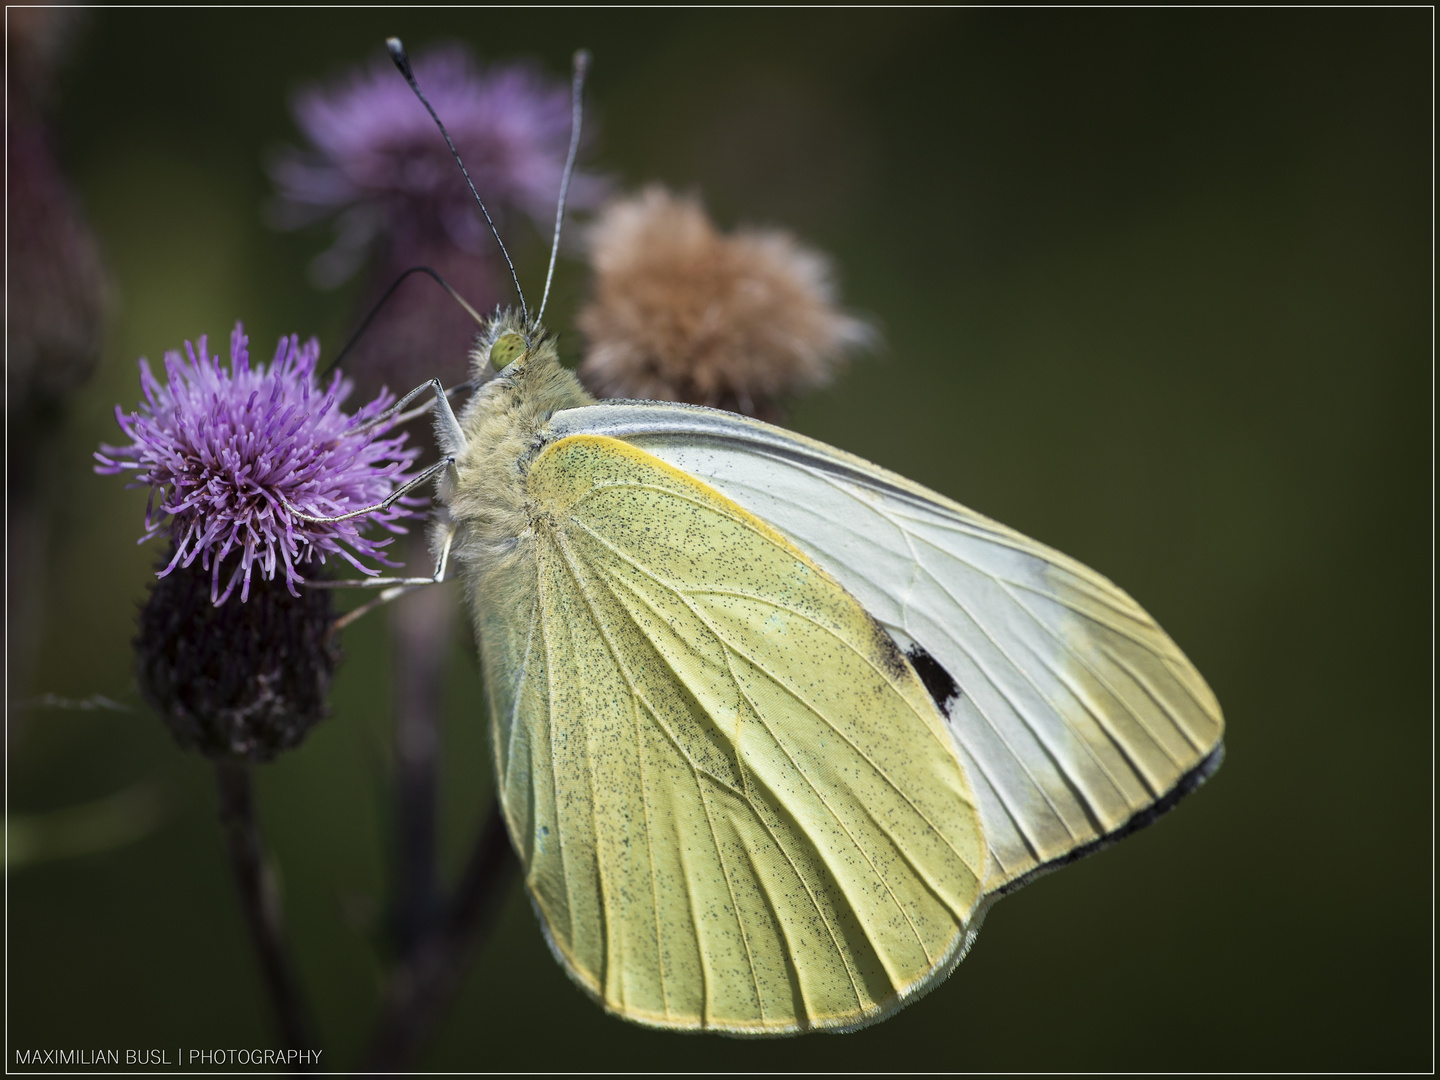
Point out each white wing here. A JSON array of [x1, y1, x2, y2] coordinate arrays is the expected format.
[[544, 401, 1224, 896]]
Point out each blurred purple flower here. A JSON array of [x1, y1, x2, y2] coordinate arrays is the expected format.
[[96, 324, 420, 605], [270, 44, 604, 289]]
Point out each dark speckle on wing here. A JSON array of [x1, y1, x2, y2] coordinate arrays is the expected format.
[[868, 616, 911, 685]]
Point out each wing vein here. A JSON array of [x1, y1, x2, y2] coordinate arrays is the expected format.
[[570, 490, 1067, 866], [566, 517, 965, 773], [993, 577, 1173, 796], [1000, 573, 1183, 661], [900, 531, 1190, 778], [504, 593, 540, 794], [719, 639, 928, 977], [534, 545, 576, 948], [910, 560, 1106, 839], [685, 590, 982, 879], [671, 805, 711, 1019], [574, 515, 980, 874], [559, 569, 611, 996], [573, 548, 875, 1012], [880, 499, 1127, 600], [694, 779, 766, 1023], [1096, 639, 1207, 754], [551, 530, 669, 1015], [733, 831, 811, 1028]]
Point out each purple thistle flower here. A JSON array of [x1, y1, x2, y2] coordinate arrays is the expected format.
[[96, 323, 420, 605], [269, 44, 605, 288]]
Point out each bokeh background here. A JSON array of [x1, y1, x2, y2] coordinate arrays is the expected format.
[[8, 8, 1429, 1072]]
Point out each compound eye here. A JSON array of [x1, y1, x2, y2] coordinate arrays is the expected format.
[[491, 331, 527, 369]]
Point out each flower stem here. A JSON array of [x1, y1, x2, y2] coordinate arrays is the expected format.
[[363, 800, 518, 1071], [389, 578, 453, 953], [214, 759, 317, 1064]]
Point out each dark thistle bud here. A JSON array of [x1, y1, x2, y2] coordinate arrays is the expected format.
[[136, 548, 341, 761]]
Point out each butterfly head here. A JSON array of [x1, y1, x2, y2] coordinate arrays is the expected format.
[[471, 307, 558, 380]]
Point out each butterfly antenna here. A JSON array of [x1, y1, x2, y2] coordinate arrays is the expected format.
[[321, 265, 485, 379], [386, 36, 529, 325], [536, 49, 591, 327]]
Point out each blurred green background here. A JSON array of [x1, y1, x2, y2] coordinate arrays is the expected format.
[[8, 7, 1429, 1071]]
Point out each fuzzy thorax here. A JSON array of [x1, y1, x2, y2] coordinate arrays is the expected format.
[[442, 311, 594, 599]]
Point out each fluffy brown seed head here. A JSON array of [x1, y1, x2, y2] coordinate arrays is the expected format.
[[577, 186, 872, 420]]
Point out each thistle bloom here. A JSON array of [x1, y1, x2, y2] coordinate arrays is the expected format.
[[96, 324, 419, 605], [269, 44, 604, 288]]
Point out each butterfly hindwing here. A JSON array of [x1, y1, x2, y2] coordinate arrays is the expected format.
[[475, 433, 986, 1033]]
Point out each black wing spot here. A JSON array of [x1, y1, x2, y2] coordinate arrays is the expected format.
[[905, 643, 961, 718]]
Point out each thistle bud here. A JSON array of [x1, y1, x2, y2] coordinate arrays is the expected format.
[[136, 550, 340, 761]]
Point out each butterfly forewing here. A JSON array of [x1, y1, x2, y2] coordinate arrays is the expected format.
[[476, 433, 986, 1033], [544, 403, 1225, 895]]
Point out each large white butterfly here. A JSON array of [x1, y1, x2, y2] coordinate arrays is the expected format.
[[311, 37, 1224, 1037], [319, 312, 1223, 1035]]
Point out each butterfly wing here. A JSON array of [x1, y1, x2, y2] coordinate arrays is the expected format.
[[474, 433, 987, 1033], [544, 402, 1225, 896]]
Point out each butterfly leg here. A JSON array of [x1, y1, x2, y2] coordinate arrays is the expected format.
[[349, 376, 471, 449], [282, 454, 456, 525], [321, 516, 458, 633], [281, 376, 471, 524]]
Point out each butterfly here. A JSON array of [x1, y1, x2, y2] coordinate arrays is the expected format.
[[317, 37, 1225, 1036], [328, 310, 1224, 1035]]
